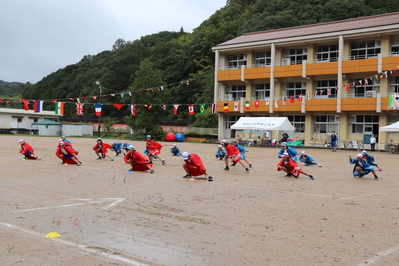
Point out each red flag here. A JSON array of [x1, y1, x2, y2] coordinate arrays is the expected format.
[[0, 98, 2, 102], [52, 99, 57, 103], [299, 94, 303, 102], [188, 104, 194, 115], [173, 105, 179, 115], [21, 99, 29, 110], [93, 96, 97, 100], [112, 104, 123, 110], [76, 103, 84, 115], [327, 88, 331, 95], [83, 97, 87, 100], [290, 96, 294, 103], [255, 100, 260, 108], [282, 97, 286, 106], [130, 105, 136, 116], [345, 84, 350, 91]]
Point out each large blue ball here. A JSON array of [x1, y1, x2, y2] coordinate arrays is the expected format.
[[175, 133, 185, 142]]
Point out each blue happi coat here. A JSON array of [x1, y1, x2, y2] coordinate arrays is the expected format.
[[278, 147, 298, 162], [299, 154, 317, 166], [350, 158, 374, 177]]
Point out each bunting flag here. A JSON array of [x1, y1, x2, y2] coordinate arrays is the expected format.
[[120, 93, 124, 98], [265, 98, 270, 105], [289, 96, 294, 103], [93, 96, 97, 100], [52, 99, 57, 103], [327, 88, 331, 96], [314, 91, 317, 97], [130, 105, 136, 116], [173, 105, 179, 115], [200, 104, 205, 114], [160, 105, 167, 116], [83, 97, 87, 100], [33, 100, 43, 113], [255, 100, 260, 108], [299, 94, 303, 102], [245, 101, 250, 110], [112, 104, 123, 110], [364, 78, 369, 85], [77, 98, 81, 103], [274, 99, 278, 108], [94, 104, 102, 116], [346, 84, 351, 91], [212, 103, 217, 114], [188, 104, 194, 115], [307, 93, 311, 101], [223, 103, 229, 113], [21, 99, 29, 110], [320, 90, 324, 95], [144, 104, 152, 110], [128, 92, 132, 96], [234, 102, 239, 111], [0, 98, 2, 102], [282, 97, 287, 106], [55, 102, 64, 115], [388, 94, 399, 109], [76, 103, 84, 115]]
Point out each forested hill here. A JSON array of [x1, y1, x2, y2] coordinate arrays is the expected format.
[[0, 80, 25, 98], [20, 0, 399, 126]]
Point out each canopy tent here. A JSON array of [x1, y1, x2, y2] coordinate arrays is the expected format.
[[230, 117, 295, 131], [31, 119, 61, 126], [379, 121, 399, 132]]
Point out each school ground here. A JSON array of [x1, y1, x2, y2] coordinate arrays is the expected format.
[[1, 135, 398, 266]]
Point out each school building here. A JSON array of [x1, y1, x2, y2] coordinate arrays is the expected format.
[[212, 12, 399, 148]]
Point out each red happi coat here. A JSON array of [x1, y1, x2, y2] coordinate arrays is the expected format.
[[146, 140, 163, 155], [225, 144, 241, 163], [277, 158, 302, 177], [184, 153, 206, 177], [55, 144, 79, 159], [93, 143, 111, 157], [20, 143, 35, 159], [124, 151, 153, 171]]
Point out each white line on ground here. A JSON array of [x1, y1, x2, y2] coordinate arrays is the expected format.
[[358, 244, 399, 265], [340, 193, 381, 200], [0, 222, 147, 266]]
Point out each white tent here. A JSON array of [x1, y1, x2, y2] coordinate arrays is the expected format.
[[379, 121, 399, 132], [231, 117, 295, 131]]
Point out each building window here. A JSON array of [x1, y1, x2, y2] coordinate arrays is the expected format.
[[389, 76, 399, 93], [349, 115, 379, 134], [18, 118, 22, 123], [228, 54, 247, 69], [226, 115, 243, 129], [254, 83, 270, 100], [226, 85, 246, 101], [316, 44, 338, 62], [287, 115, 305, 133], [315, 80, 338, 98], [254, 51, 271, 67], [314, 115, 339, 134], [350, 40, 381, 60], [350, 78, 380, 98], [391, 36, 399, 56], [284, 48, 307, 65], [284, 82, 306, 98]]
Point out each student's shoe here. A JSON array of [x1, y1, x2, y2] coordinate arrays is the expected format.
[[284, 173, 292, 177], [36, 157, 41, 160], [249, 164, 252, 168], [77, 163, 81, 166], [183, 174, 191, 178], [230, 163, 236, 166], [224, 167, 229, 171], [292, 175, 298, 178], [378, 168, 382, 171], [318, 163, 322, 167], [162, 160, 166, 165], [359, 174, 364, 178], [309, 175, 314, 180], [150, 169, 154, 174], [96, 157, 102, 160], [374, 175, 379, 179], [208, 176, 213, 182], [245, 168, 249, 172], [110, 158, 114, 161]]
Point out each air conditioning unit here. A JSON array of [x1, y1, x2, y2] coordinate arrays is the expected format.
[[224, 94, 233, 101], [365, 91, 376, 98], [282, 58, 291, 65]]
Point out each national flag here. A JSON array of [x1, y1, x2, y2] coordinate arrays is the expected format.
[[358, 80, 363, 86], [112, 104, 123, 110], [77, 98, 81, 103], [200, 104, 205, 114], [52, 99, 57, 103], [307, 93, 310, 101], [70, 98, 75, 102], [255, 100, 260, 108], [282, 97, 286, 106], [83, 97, 87, 100], [130, 105, 136, 116], [173, 105, 179, 115], [289, 96, 294, 103], [76, 103, 84, 115], [144, 104, 152, 110], [299, 94, 303, 102], [327, 88, 331, 96], [128, 92, 132, 96], [274, 99, 278, 108], [120, 93, 124, 98], [55, 102, 64, 115], [234, 102, 239, 111], [223, 103, 229, 113], [94, 104, 102, 116], [265, 98, 270, 105], [188, 104, 194, 115], [320, 90, 324, 95], [93, 96, 97, 100], [212, 103, 217, 114], [21, 99, 29, 110], [160, 105, 167, 116], [0, 98, 2, 102], [364, 78, 369, 85], [388, 94, 399, 109], [245, 101, 250, 110], [33, 100, 43, 113], [314, 91, 317, 97], [345, 84, 350, 91]]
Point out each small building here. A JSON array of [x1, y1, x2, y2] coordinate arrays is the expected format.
[[32, 119, 62, 136], [62, 123, 93, 136]]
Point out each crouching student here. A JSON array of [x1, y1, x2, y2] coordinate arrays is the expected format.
[[124, 145, 154, 173], [277, 153, 314, 180], [215, 145, 226, 160], [349, 153, 379, 179], [299, 151, 322, 167], [170, 144, 182, 156], [56, 140, 81, 166], [182, 152, 213, 181], [19, 139, 40, 160]]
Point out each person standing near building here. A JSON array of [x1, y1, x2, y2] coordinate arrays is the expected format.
[[370, 135, 377, 152], [330, 131, 337, 152]]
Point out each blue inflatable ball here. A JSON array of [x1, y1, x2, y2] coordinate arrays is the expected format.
[[175, 133, 185, 142]]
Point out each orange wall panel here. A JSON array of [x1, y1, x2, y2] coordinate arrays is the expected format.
[[244, 67, 271, 80], [217, 69, 241, 82], [306, 61, 338, 76], [342, 58, 378, 74], [306, 99, 337, 111], [341, 98, 376, 111], [274, 65, 302, 78], [382, 57, 399, 70]]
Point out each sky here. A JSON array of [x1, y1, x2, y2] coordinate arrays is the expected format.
[[0, 0, 227, 83]]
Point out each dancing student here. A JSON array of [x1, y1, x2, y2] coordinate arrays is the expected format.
[[124, 145, 154, 173], [182, 151, 213, 181], [220, 140, 249, 172], [277, 153, 314, 180], [278, 142, 298, 164], [299, 151, 322, 167], [121, 141, 130, 154], [19, 139, 40, 160], [215, 145, 226, 160], [232, 139, 252, 168], [93, 138, 114, 160], [61, 136, 72, 145], [361, 150, 382, 171], [349, 153, 379, 179], [110, 142, 124, 156], [145, 135, 165, 165], [56, 140, 81, 166], [170, 144, 182, 156]]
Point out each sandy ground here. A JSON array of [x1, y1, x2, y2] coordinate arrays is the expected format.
[[1, 135, 399, 266]]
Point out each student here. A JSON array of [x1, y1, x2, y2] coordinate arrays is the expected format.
[[277, 153, 314, 180], [93, 138, 114, 160], [121, 141, 130, 154], [145, 135, 165, 165], [361, 150, 382, 171], [170, 144, 182, 156], [370, 135, 377, 152], [110, 142, 124, 156], [232, 139, 252, 168], [124, 145, 154, 173], [19, 139, 40, 160], [220, 140, 249, 172], [330, 131, 337, 152], [350, 153, 379, 179], [215, 145, 227, 160], [299, 151, 322, 167], [278, 142, 298, 163], [182, 152, 213, 181], [56, 140, 81, 166], [61, 136, 72, 145]]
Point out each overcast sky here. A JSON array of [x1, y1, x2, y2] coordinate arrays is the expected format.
[[0, 0, 227, 83]]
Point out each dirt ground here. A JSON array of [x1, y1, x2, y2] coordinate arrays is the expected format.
[[1, 135, 398, 266]]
